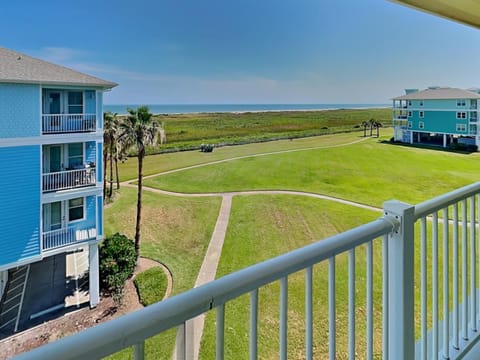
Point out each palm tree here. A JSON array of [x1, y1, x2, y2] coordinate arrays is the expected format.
[[374, 120, 383, 137], [103, 112, 119, 199], [119, 106, 161, 258], [361, 121, 369, 137], [369, 118, 375, 137]]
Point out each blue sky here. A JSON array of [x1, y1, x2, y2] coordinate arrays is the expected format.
[[2, 0, 480, 104]]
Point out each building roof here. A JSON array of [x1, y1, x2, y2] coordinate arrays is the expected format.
[[393, 87, 480, 100], [390, 1, 480, 30], [0, 48, 117, 89]]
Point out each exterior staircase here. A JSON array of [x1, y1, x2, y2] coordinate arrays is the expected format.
[[0, 265, 30, 336]]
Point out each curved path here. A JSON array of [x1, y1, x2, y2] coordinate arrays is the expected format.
[[122, 137, 380, 360]]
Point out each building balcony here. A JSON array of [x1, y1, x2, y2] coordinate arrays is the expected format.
[[42, 166, 96, 193], [16, 182, 480, 360], [42, 226, 96, 251], [42, 114, 96, 134]]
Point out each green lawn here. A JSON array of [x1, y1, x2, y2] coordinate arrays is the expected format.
[[200, 195, 382, 359], [143, 134, 480, 207], [105, 130, 480, 359]]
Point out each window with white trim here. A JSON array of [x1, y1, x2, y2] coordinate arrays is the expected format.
[[408, 111, 412, 117], [68, 91, 83, 114], [419, 121, 424, 129], [457, 99, 466, 107], [408, 100, 412, 107], [68, 197, 84, 222], [456, 124, 467, 132], [419, 111, 424, 118], [68, 143, 83, 169], [408, 121, 412, 128], [456, 112, 467, 119], [419, 100, 424, 107]]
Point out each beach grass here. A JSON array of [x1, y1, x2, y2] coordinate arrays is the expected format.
[[138, 108, 391, 153]]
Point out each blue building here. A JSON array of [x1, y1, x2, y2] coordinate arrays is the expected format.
[[392, 87, 480, 149], [0, 47, 116, 333]]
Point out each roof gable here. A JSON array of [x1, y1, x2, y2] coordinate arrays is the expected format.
[[0, 48, 117, 89], [393, 87, 480, 100]]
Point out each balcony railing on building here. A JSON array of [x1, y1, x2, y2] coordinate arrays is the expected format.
[[42, 167, 96, 192], [16, 182, 480, 360], [42, 227, 97, 251], [42, 114, 96, 134]]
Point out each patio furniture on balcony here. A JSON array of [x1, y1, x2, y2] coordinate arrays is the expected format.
[[42, 166, 96, 192]]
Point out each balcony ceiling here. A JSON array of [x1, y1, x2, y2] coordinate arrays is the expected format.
[[391, 0, 480, 29]]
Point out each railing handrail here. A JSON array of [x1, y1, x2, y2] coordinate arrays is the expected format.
[[13, 216, 399, 360], [414, 181, 480, 220], [42, 113, 96, 117]]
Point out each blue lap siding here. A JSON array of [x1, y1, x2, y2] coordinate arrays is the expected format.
[[0, 146, 41, 263]]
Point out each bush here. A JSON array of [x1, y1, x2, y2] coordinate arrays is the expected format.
[[99, 233, 136, 304], [134, 267, 168, 306]]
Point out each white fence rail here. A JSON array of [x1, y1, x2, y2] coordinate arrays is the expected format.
[[14, 182, 480, 360], [42, 168, 96, 192], [42, 114, 96, 134], [42, 227, 96, 251]]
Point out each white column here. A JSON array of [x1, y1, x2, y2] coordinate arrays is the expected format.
[[443, 134, 447, 148], [89, 243, 100, 308], [410, 131, 413, 144]]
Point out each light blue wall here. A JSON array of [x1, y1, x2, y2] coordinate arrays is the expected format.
[[408, 99, 473, 110], [408, 110, 468, 134], [97, 196, 103, 236], [97, 92, 103, 129], [85, 141, 96, 165], [97, 143, 103, 183], [0, 146, 41, 264], [85, 90, 96, 114], [0, 84, 40, 138]]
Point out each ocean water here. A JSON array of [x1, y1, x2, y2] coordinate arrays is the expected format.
[[104, 103, 389, 115]]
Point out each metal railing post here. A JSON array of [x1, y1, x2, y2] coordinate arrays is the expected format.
[[383, 200, 415, 360]]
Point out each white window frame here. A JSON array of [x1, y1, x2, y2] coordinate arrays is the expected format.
[[456, 123, 467, 132], [408, 100, 412, 107], [419, 111, 424, 118], [68, 197, 85, 223], [419, 121, 425, 129], [457, 99, 466, 107], [457, 112, 467, 119], [419, 100, 424, 107], [408, 111, 412, 117], [408, 121, 412, 128]]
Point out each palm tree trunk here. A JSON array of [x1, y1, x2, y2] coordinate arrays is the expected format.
[[134, 148, 144, 259], [109, 140, 114, 197], [115, 154, 120, 189], [103, 147, 108, 201]]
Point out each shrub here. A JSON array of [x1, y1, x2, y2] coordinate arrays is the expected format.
[[99, 233, 136, 304]]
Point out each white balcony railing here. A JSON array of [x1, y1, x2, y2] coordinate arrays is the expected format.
[[42, 227, 97, 251], [15, 182, 480, 360], [42, 114, 96, 134], [42, 168, 96, 192]]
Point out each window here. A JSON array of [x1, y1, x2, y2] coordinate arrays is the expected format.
[[68, 143, 83, 168], [419, 111, 424, 118], [419, 100, 424, 107], [457, 112, 467, 119], [419, 121, 425, 129], [408, 121, 412, 128], [68, 91, 83, 114], [408, 111, 412, 117], [68, 197, 84, 222], [456, 124, 467, 132], [408, 100, 412, 107], [457, 99, 466, 107]]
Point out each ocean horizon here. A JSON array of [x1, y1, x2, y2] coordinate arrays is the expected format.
[[104, 103, 389, 115]]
